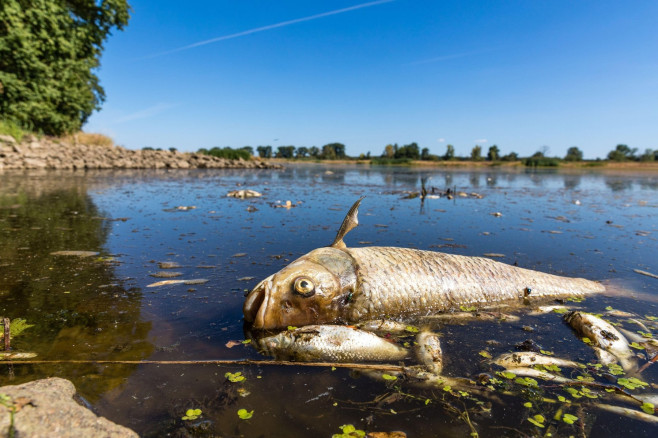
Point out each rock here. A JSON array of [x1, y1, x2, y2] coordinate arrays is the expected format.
[[0, 134, 16, 145], [0, 377, 138, 437]]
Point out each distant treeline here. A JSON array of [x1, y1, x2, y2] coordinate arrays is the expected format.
[[166, 142, 657, 166]]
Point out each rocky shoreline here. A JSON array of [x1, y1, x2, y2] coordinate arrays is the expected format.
[[0, 134, 281, 170]]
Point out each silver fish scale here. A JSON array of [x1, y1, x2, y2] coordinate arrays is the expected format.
[[346, 247, 604, 320]]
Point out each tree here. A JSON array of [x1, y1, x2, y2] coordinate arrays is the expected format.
[[0, 0, 131, 135], [296, 146, 309, 158], [487, 145, 500, 161], [471, 145, 483, 161], [443, 144, 455, 160], [309, 146, 319, 157], [421, 147, 430, 160], [564, 146, 583, 162], [322, 142, 346, 159], [639, 148, 655, 162], [501, 152, 519, 161], [383, 144, 395, 158], [396, 142, 420, 160], [240, 146, 253, 156], [256, 146, 272, 158], [607, 144, 637, 161], [276, 146, 295, 159]]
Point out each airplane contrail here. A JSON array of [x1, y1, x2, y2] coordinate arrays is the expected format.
[[147, 0, 394, 59]]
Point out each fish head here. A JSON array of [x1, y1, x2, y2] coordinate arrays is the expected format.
[[243, 247, 356, 329]]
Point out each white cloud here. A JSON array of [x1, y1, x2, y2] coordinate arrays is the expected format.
[[147, 0, 394, 58], [474, 139, 488, 144], [437, 138, 445, 143]]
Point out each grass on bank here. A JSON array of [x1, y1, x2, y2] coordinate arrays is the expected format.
[[0, 119, 26, 142]]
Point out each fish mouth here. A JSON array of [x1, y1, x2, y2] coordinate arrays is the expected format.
[[243, 275, 278, 329]]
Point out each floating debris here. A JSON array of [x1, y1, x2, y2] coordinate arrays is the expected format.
[[0, 352, 38, 359], [150, 271, 183, 278], [146, 279, 208, 287], [483, 253, 505, 258], [238, 276, 255, 281], [227, 189, 262, 199], [634, 269, 658, 280], [491, 212, 502, 217], [493, 352, 581, 369], [158, 261, 181, 269], [50, 250, 99, 257]]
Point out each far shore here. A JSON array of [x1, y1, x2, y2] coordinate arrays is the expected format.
[[266, 158, 658, 171]]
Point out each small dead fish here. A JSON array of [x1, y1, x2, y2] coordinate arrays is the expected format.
[[150, 271, 183, 278], [146, 279, 208, 287], [227, 189, 262, 199], [595, 403, 658, 424], [50, 250, 99, 257], [493, 352, 581, 369], [257, 325, 408, 363], [422, 311, 520, 324], [565, 311, 636, 372], [503, 367, 573, 383], [415, 331, 443, 374], [528, 305, 573, 315], [605, 309, 637, 318]]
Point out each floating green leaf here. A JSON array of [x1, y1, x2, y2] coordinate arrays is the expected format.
[[241, 339, 251, 344], [645, 315, 657, 321], [605, 306, 613, 311], [381, 374, 397, 381], [405, 325, 419, 333], [443, 385, 452, 392], [637, 331, 653, 339], [182, 408, 202, 420], [425, 398, 431, 405], [552, 307, 568, 314], [527, 414, 545, 428], [523, 402, 533, 408], [498, 371, 516, 380], [617, 377, 648, 390], [237, 408, 253, 420], [287, 326, 297, 331], [640, 402, 655, 415], [630, 342, 645, 350], [540, 349, 555, 356], [562, 413, 578, 424], [607, 364, 624, 376], [332, 424, 366, 438], [567, 296, 584, 303], [582, 337, 592, 345], [478, 350, 491, 358], [460, 305, 477, 312], [514, 377, 538, 387], [0, 319, 34, 339], [225, 371, 246, 382]]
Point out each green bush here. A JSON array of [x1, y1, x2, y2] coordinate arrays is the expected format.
[[0, 118, 25, 141], [200, 147, 251, 160], [522, 157, 560, 167]]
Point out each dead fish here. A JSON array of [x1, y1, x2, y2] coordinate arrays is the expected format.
[[527, 305, 573, 315], [50, 250, 99, 257], [227, 189, 262, 199], [244, 198, 605, 329], [502, 367, 573, 383], [565, 311, 636, 372], [493, 352, 581, 369], [415, 330, 443, 374], [257, 325, 408, 362], [595, 403, 658, 424]]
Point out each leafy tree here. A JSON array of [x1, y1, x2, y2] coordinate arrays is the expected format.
[[256, 145, 272, 158], [421, 147, 430, 160], [0, 0, 131, 135], [501, 152, 518, 161], [471, 145, 483, 161], [639, 148, 655, 162], [240, 146, 253, 156], [607, 144, 637, 161], [395, 142, 420, 160], [296, 146, 309, 158], [276, 146, 295, 159], [443, 144, 455, 160], [322, 142, 346, 159], [309, 146, 319, 157], [383, 144, 395, 158], [487, 145, 500, 161], [564, 146, 583, 162], [205, 147, 250, 160]]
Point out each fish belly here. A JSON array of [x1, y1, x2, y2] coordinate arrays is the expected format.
[[346, 247, 604, 321]]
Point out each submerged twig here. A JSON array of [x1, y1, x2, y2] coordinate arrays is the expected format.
[[2, 317, 9, 351], [0, 358, 405, 371]]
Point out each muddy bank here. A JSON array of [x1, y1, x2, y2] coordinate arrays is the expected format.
[[0, 134, 281, 170], [0, 378, 137, 437]]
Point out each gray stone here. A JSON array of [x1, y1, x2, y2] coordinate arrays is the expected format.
[[0, 377, 138, 437]]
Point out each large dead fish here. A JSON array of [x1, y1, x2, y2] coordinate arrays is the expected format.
[[244, 198, 605, 329]]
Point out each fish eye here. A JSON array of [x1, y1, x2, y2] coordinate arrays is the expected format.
[[293, 276, 315, 296]]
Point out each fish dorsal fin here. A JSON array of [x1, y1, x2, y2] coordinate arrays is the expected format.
[[330, 197, 364, 249]]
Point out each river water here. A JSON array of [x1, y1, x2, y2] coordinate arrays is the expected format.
[[1, 165, 657, 437]]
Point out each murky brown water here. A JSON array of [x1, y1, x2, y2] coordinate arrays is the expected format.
[[1, 165, 657, 437]]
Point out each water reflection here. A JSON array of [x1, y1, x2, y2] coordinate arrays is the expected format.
[[0, 175, 153, 401]]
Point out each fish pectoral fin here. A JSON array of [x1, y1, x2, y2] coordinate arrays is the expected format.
[[330, 196, 364, 249]]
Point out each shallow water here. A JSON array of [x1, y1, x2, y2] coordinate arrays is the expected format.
[[1, 165, 657, 437]]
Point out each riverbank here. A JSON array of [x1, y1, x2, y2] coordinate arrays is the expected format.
[[0, 134, 281, 170]]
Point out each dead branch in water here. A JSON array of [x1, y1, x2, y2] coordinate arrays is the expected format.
[[0, 358, 405, 371]]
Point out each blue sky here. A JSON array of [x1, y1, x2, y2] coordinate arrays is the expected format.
[[85, 0, 658, 159]]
